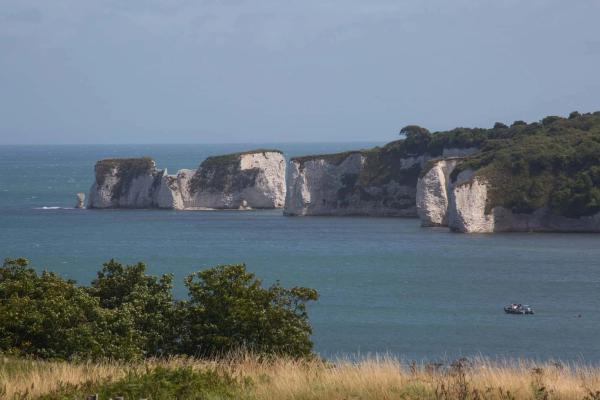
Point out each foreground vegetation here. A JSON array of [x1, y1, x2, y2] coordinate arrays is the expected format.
[[3, 258, 600, 399], [0, 258, 318, 360], [2, 354, 600, 399]]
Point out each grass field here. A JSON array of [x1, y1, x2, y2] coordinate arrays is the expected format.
[[2, 354, 600, 400]]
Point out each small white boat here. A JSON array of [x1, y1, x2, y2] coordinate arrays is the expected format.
[[504, 303, 534, 315]]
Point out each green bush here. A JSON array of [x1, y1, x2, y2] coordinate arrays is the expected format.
[[0, 258, 141, 360], [0, 258, 319, 361], [180, 264, 318, 358], [87, 260, 179, 357], [38, 366, 238, 400]]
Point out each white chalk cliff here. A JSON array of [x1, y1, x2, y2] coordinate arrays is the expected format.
[[416, 158, 461, 226], [284, 147, 478, 217], [284, 152, 421, 216], [88, 151, 286, 210], [87, 158, 167, 209], [185, 151, 286, 209], [448, 176, 600, 233], [447, 169, 495, 233], [284, 152, 366, 216], [418, 162, 600, 233]]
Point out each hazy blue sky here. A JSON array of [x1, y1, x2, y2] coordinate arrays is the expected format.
[[1, 0, 599, 144]]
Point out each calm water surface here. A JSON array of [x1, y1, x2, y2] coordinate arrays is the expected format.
[[1, 144, 599, 362]]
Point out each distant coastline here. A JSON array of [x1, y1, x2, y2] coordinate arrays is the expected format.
[[82, 111, 600, 233]]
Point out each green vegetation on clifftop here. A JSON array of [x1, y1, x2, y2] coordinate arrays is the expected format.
[[291, 150, 365, 168], [290, 111, 600, 219], [451, 111, 600, 217], [198, 149, 282, 168]]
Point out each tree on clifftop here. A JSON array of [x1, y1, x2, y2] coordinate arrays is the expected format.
[[399, 125, 431, 154]]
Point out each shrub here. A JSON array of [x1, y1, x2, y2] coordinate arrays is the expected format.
[[180, 264, 318, 358], [0, 258, 318, 361], [37, 366, 238, 400], [0, 258, 141, 360], [87, 260, 179, 357]]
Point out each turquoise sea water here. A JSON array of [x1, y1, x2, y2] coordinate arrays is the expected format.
[[1, 144, 600, 362]]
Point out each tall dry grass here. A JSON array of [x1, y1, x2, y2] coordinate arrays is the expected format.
[[2, 354, 600, 399]]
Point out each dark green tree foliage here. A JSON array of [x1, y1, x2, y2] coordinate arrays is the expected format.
[[181, 264, 318, 357], [541, 115, 563, 126], [0, 258, 140, 360], [452, 111, 600, 217], [0, 259, 318, 360], [399, 125, 431, 154], [366, 111, 600, 218], [569, 111, 581, 119], [428, 127, 488, 153], [87, 260, 178, 356]]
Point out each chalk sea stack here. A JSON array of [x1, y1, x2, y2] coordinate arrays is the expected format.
[[75, 193, 85, 209], [184, 150, 286, 209], [87, 150, 286, 210]]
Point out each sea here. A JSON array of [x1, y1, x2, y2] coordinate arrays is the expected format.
[[1, 143, 599, 363]]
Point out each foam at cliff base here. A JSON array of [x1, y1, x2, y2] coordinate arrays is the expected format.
[[35, 206, 75, 210]]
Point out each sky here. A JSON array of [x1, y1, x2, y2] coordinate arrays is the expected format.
[[1, 0, 599, 145]]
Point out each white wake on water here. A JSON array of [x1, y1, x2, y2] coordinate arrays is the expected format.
[[35, 206, 76, 210]]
